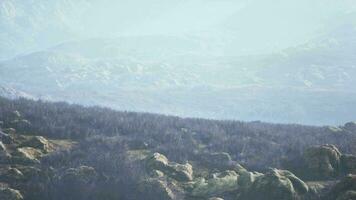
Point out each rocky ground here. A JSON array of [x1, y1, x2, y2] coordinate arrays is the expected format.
[[0, 99, 356, 199]]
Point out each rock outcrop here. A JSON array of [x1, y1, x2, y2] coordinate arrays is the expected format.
[[191, 170, 239, 198], [147, 153, 193, 182], [303, 144, 342, 179], [21, 136, 51, 153], [242, 169, 309, 200], [139, 178, 183, 200]]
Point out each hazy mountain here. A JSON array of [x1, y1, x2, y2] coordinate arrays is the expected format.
[[1, 20, 356, 125]]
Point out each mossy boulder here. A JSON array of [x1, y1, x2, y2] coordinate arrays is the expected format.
[[0, 187, 23, 200], [147, 153, 193, 182], [242, 169, 309, 200], [303, 144, 342, 179], [191, 170, 239, 198], [237, 170, 263, 190]]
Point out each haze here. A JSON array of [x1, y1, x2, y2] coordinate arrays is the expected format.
[[1, 0, 356, 125]]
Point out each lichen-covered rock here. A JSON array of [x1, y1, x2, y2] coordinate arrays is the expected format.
[[326, 174, 356, 200], [22, 136, 51, 152], [237, 170, 263, 190], [242, 169, 309, 200], [0, 187, 23, 200], [341, 154, 356, 174], [303, 144, 342, 179], [191, 170, 239, 198], [12, 147, 42, 164], [147, 153, 193, 182]]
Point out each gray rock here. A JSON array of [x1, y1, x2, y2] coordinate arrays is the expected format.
[[147, 153, 193, 182], [242, 169, 309, 200], [303, 144, 342, 179], [0, 187, 23, 200]]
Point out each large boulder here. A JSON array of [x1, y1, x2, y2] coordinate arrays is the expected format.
[[303, 144, 342, 179], [191, 170, 239, 198], [0, 187, 23, 200], [237, 170, 263, 190], [326, 174, 356, 200], [147, 153, 193, 182], [242, 169, 309, 200]]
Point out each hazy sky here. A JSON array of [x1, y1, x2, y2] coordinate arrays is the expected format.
[[1, 0, 356, 58]]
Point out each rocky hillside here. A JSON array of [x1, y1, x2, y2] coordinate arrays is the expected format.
[[0, 97, 356, 199]]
